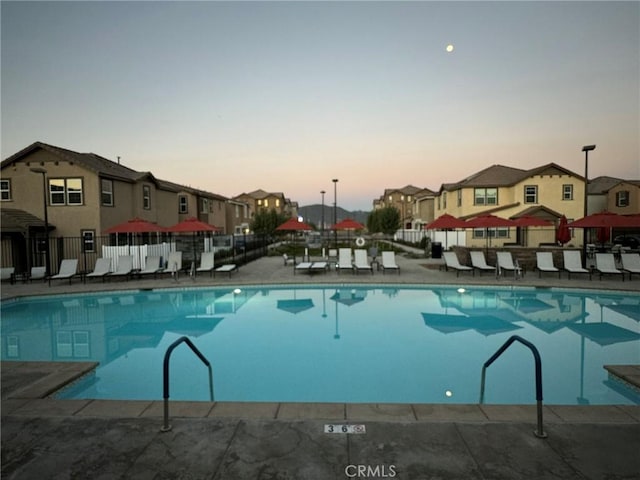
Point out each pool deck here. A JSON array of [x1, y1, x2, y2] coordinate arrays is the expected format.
[[2, 252, 640, 479]]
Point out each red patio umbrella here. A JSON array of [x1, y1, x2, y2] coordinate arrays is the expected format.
[[332, 218, 365, 230], [276, 218, 313, 231], [425, 214, 467, 249], [567, 211, 640, 228], [168, 217, 220, 233], [511, 215, 552, 247], [104, 217, 166, 234], [556, 215, 571, 246]]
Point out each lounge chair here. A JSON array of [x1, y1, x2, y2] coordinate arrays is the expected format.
[[353, 249, 373, 274], [470, 251, 496, 275], [381, 251, 400, 274], [496, 252, 523, 278], [214, 264, 238, 278], [535, 252, 560, 278], [595, 253, 624, 281], [1, 267, 15, 284], [336, 248, 354, 274], [85, 258, 112, 282], [29, 266, 47, 282], [49, 259, 79, 285], [109, 255, 133, 281], [443, 252, 473, 277], [165, 251, 183, 278], [562, 250, 591, 280], [310, 261, 329, 273], [327, 249, 338, 268], [139, 255, 164, 278], [294, 261, 313, 274], [195, 252, 215, 277], [621, 253, 640, 280]]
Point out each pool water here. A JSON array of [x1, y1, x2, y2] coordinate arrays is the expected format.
[[1, 285, 639, 405]]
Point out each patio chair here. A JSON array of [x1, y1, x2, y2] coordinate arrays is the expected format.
[[535, 252, 560, 278], [310, 261, 329, 274], [621, 253, 640, 280], [470, 251, 495, 275], [381, 251, 400, 274], [165, 251, 183, 277], [442, 252, 473, 277], [562, 250, 591, 280], [283, 253, 296, 266], [294, 261, 313, 274], [595, 253, 624, 281], [139, 255, 164, 278], [336, 248, 354, 274], [85, 258, 112, 282], [195, 252, 215, 277], [109, 255, 133, 281], [29, 266, 47, 282], [49, 259, 79, 285], [353, 249, 373, 274], [214, 263, 238, 278], [1, 267, 15, 284]]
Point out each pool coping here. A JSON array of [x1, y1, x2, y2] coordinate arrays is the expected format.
[[2, 360, 639, 424]]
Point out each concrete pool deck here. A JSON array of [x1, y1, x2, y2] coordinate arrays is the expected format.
[[2, 252, 640, 479]]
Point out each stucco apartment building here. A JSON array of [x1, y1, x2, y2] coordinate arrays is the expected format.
[[232, 189, 297, 221]]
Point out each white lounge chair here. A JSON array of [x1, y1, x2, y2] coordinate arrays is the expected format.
[[29, 266, 47, 282], [443, 252, 473, 277], [1, 267, 15, 283], [562, 250, 591, 280], [139, 255, 164, 278], [195, 252, 215, 277], [621, 253, 640, 280], [214, 264, 238, 278], [595, 253, 624, 281], [535, 252, 560, 278], [294, 261, 313, 274], [165, 251, 183, 277], [337, 248, 354, 274], [109, 255, 133, 281], [49, 259, 78, 285], [353, 249, 373, 274], [496, 252, 522, 278], [470, 251, 495, 275], [310, 261, 329, 273], [381, 251, 400, 274], [85, 258, 112, 282]]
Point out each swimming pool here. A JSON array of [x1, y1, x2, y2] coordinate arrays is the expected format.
[[1, 285, 639, 405]]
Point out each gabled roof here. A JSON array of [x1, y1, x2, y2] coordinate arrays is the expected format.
[[1, 142, 149, 183], [511, 205, 563, 219], [156, 178, 228, 201], [0, 208, 55, 233], [441, 163, 581, 192], [383, 185, 432, 196], [588, 175, 640, 194]]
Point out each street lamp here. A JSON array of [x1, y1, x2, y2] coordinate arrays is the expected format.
[[400, 195, 405, 242], [320, 190, 326, 245], [30, 167, 50, 277], [332, 179, 338, 249], [582, 145, 596, 267]]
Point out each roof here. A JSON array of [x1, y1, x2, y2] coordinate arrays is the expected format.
[[441, 163, 581, 192], [0, 208, 54, 233], [588, 176, 640, 194]]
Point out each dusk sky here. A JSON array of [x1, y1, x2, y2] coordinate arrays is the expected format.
[[2, 1, 638, 211]]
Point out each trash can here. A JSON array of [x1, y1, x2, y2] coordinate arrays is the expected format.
[[431, 242, 442, 259]]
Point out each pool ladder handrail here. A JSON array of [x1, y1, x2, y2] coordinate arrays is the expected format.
[[161, 336, 214, 432], [480, 335, 547, 439]]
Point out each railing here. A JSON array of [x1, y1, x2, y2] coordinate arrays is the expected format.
[[480, 335, 547, 438], [161, 336, 213, 432]]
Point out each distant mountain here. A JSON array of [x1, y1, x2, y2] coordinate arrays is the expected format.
[[298, 204, 369, 229]]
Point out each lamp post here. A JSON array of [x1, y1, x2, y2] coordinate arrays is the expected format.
[[400, 195, 405, 242], [332, 179, 338, 249], [320, 190, 326, 245], [582, 145, 596, 267], [30, 167, 50, 277]]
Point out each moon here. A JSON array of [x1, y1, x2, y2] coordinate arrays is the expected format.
[[446, 44, 454, 53]]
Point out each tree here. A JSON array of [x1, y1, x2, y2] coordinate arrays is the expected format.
[[369, 206, 400, 236], [250, 209, 288, 236]]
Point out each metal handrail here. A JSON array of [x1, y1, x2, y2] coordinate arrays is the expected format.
[[161, 336, 214, 432], [480, 335, 547, 438]]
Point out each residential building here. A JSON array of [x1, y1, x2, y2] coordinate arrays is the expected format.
[[233, 189, 294, 219], [375, 185, 436, 230], [588, 176, 640, 215], [434, 163, 585, 248]]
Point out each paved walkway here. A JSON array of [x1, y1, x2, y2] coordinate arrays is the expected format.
[[2, 252, 640, 479]]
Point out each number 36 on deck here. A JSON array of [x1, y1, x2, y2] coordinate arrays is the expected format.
[[324, 424, 366, 434]]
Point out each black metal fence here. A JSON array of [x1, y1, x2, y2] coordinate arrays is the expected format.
[[1, 234, 269, 276]]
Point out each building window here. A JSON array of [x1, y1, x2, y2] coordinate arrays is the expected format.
[[201, 198, 209, 213], [388, 195, 393, 203], [257, 199, 262, 206], [264, 199, 269, 207], [524, 185, 538, 204], [473, 227, 510, 239], [474, 188, 497, 205], [276, 199, 280, 207], [457, 190, 462, 207], [179, 195, 188, 214], [81, 230, 95, 252], [0, 179, 11, 201], [143, 185, 151, 210], [437, 197, 441, 210], [101, 179, 113, 206], [563, 184, 573, 200], [49, 178, 83, 205], [443, 192, 447, 209], [616, 191, 630, 207]]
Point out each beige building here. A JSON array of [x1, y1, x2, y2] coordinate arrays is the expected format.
[[375, 185, 436, 230], [233, 189, 295, 220], [434, 163, 585, 248]]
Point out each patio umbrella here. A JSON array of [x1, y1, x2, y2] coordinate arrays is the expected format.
[[511, 215, 553, 247], [332, 218, 365, 244], [465, 214, 517, 248], [556, 215, 571, 246], [104, 217, 166, 234], [275, 218, 313, 231], [167, 217, 220, 266], [425, 214, 467, 249], [277, 298, 315, 315], [568, 211, 640, 228]]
